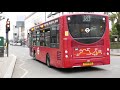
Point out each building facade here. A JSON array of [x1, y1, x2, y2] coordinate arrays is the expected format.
[[13, 25, 18, 42]]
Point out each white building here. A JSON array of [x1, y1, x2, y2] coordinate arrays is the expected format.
[[13, 25, 18, 42], [16, 16, 25, 42]]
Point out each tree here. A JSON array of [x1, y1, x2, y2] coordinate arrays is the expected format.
[[109, 13, 117, 26], [109, 12, 120, 40], [109, 12, 120, 41], [111, 23, 118, 35]]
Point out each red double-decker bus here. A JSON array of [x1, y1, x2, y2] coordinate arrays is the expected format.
[[27, 13, 110, 68]]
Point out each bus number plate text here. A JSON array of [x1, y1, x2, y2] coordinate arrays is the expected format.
[[83, 62, 93, 66]]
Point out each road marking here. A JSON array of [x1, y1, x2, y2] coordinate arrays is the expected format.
[[18, 53, 29, 78], [19, 60, 28, 78]]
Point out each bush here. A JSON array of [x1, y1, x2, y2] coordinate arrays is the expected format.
[[110, 42, 120, 49]]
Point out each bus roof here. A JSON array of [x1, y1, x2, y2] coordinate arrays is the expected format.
[[30, 13, 108, 30], [62, 13, 108, 17]]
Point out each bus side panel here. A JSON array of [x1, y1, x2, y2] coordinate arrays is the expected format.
[[103, 16, 110, 65], [35, 18, 64, 68], [36, 46, 41, 61], [62, 16, 72, 68], [49, 49, 60, 68], [37, 47, 62, 68], [36, 47, 52, 64], [55, 17, 65, 68], [48, 17, 64, 68], [36, 46, 46, 63]]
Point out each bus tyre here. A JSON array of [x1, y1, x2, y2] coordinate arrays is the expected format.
[[46, 55, 51, 67], [33, 52, 36, 60]]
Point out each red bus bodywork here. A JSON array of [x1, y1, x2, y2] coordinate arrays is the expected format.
[[28, 13, 110, 68]]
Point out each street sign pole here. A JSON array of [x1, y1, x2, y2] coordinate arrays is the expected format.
[[6, 18, 10, 57], [6, 32, 8, 57]]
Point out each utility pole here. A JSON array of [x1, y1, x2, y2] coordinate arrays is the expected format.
[[6, 18, 10, 57]]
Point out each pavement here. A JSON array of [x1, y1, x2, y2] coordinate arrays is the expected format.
[[110, 49, 120, 56], [0, 54, 17, 78], [0, 45, 27, 78]]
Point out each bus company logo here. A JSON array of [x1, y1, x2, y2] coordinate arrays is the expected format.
[[74, 48, 102, 56], [85, 28, 90, 33]]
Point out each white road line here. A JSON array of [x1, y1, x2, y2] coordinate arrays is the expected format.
[[10, 48, 29, 78], [19, 60, 28, 78], [18, 53, 29, 78]]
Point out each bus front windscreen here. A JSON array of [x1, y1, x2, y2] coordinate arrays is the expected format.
[[67, 14, 106, 44]]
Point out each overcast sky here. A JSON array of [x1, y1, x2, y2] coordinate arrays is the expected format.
[[0, 12, 33, 39]]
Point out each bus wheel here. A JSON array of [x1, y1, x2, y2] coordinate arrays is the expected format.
[[46, 55, 51, 67], [33, 51, 36, 60]]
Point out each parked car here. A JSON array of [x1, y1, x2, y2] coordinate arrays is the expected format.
[[10, 42, 13, 45], [12, 42, 22, 46]]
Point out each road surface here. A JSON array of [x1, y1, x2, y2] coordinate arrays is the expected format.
[[10, 45, 120, 78]]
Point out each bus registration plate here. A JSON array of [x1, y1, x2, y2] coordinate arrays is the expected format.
[[83, 62, 93, 66]]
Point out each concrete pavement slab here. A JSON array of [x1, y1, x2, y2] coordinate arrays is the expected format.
[[110, 49, 120, 56], [0, 54, 17, 78], [110, 53, 120, 56]]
